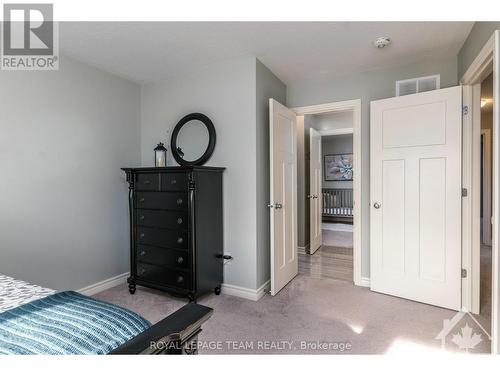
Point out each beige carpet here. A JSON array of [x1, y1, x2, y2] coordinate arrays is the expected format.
[[95, 267, 491, 354]]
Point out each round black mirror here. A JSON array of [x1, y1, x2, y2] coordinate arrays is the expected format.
[[170, 113, 216, 166]]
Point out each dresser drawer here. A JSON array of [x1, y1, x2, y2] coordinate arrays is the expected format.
[[136, 192, 187, 210], [136, 262, 191, 290], [136, 209, 188, 230], [137, 226, 188, 249], [136, 244, 189, 269], [135, 173, 160, 191], [160, 173, 188, 191]]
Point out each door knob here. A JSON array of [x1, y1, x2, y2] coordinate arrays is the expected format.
[[373, 202, 381, 209]]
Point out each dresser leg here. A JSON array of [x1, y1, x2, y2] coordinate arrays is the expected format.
[[214, 286, 221, 295], [127, 278, 136, 295]]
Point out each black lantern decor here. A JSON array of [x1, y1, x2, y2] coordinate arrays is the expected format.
[[154, 142, 167, 167]]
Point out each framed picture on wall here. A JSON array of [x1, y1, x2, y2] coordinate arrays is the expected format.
[[324, 153, 353, 181]]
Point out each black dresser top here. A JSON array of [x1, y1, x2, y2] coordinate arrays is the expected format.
[[122, 166, 225, 173]]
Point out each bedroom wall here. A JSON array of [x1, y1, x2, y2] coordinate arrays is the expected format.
[[287, 55, 458, 278], [0, 55, 141, 290], [140, 56, 264, 291], [322, 134, 353, 190]]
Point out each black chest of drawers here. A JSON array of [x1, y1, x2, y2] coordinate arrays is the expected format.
[[122, 166, 224, 301]]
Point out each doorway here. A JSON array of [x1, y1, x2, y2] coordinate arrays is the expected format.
[[474, 73, 494, 338], [460, 29, 498, 353], [294, 100, 362, 285]]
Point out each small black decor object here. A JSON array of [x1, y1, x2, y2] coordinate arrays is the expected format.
[[154, 142, 167, 167], [171, 113, 216, 166]]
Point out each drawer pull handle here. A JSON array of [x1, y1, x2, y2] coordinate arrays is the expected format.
[[177, 276, 184, 283], [177, 237, 183, 244], [139, 198, 145, 203], [177, 256, 184, 264], [177, 218, 183, 224], [140, 233, 145, 238], [176, 198, 183, 205], [139, 215, 145, 220], [171, 179, 177, 185], [138, 268, 145, 276], [144, 180, 151, 185], [139, 250, 146, 256]]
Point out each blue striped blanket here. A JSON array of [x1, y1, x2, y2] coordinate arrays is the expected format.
[[0, 291, 151, 354]]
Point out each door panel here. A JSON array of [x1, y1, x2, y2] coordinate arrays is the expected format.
[[270, 99, 298, 296], [381, 159, 405, 275], [370, 86, 462, 310], [309, 128, 322, 254]]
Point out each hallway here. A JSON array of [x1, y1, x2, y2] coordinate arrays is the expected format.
[[299, 223, 353, 282]]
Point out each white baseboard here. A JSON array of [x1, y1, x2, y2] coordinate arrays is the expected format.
[[221, 280, 270, 301], [358, 277, 371, 288], [77, 272, 129, 296], [297, 244, 310, 254]]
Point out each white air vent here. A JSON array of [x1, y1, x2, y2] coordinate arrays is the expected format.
[[396, 75, 440, 96]]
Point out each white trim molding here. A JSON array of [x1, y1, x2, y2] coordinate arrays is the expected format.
[[297, 246, 308, 255], [318, 127, 353, 136], [293, 98, 361, 115], [293, 98, 363, 287], [221, 280, 270, 301], [77, 272, 129, 296], [461, 33, 495, 85], [359, 277, 371, 288]]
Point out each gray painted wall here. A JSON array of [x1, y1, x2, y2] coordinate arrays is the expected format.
[[458, 22, 500, 80], [255, 59, 287, 287], [140, 56, 265, 290], [287, 56, 458, 278], [0, 55, 141, 290], [322, 134, 353, 190], [311, 111, 353, 132]]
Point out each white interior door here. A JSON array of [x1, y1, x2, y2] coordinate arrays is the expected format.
[[269, 99, 298, 296], [309, 128, 322, 254], [370, 86, 462, 310]]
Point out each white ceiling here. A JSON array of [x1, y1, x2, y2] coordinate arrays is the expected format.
[[59, 22, 474, 85]]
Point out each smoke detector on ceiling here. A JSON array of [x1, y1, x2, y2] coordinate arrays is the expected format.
[[373, 36, 391, 49]]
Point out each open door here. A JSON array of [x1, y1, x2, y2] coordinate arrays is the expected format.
[[269, 99, 298, 296], [309, 128, 322, 254], [370, 86, 462, 310]]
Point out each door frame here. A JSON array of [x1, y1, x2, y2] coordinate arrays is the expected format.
[[482, 128, 493, 247], [292, 99, 363, 286], [461, 30, 499, 354]]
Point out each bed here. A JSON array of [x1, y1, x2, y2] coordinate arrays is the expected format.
[[322, 188, 353, 223], [0, 274, 213, 355]]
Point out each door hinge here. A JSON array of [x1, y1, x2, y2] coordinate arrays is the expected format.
[[462, 106, 469, 116], [462, 188, 468, 197], [461, 269, 467, 278]]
